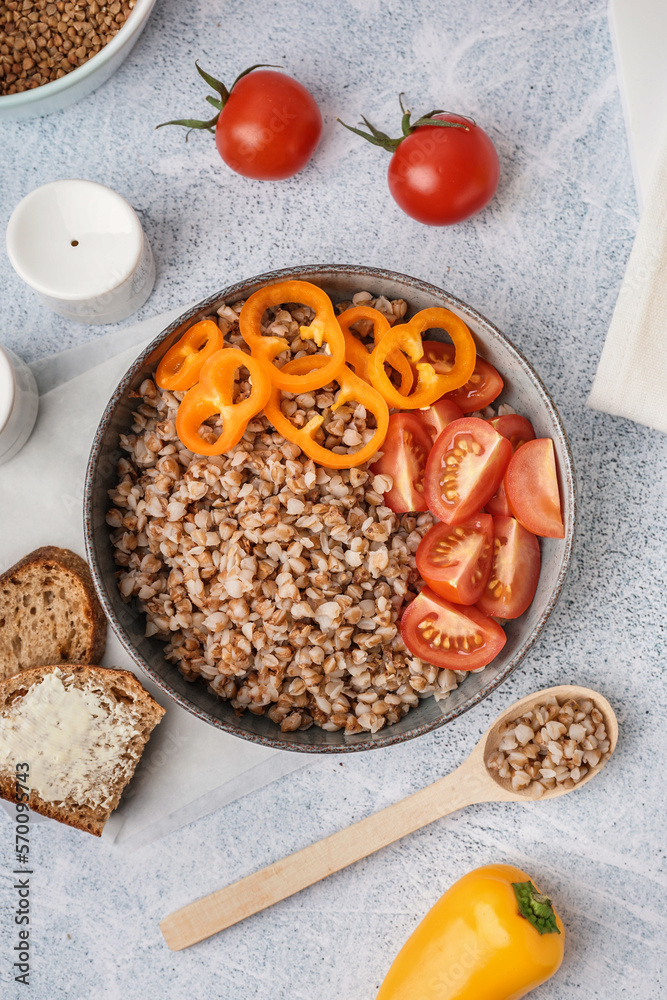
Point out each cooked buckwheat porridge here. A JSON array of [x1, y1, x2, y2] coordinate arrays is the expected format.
[[108, 291, 502, 734]]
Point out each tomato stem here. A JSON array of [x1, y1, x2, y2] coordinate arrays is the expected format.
[[195, 61, 230, 102], [229, 63, 281, 92], [338, 93, 472, 153], [156, 62, 284, 137]]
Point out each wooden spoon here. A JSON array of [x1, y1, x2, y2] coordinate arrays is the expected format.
[[160, 684, 617, 951]]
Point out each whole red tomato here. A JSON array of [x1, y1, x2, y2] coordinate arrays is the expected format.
[[216, 70, 322, 180], [340, 102, 499, 225], [158, 64, 322, 181], [388, 114, 499, 225]]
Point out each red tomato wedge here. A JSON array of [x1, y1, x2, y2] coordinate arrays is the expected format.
[[476, 516, 541, 619], [370, 412, 431, 513], [412, 398, 464, 443], [424, 417, 512, 525], [505, 438, 565, 538], [415, 514, 494, 606], [401, 587, 506, 671], [485, 478, 512, 517], [489, 413, 536, 451], [420, 341, 503, 412], [485, 413, 535, 515]]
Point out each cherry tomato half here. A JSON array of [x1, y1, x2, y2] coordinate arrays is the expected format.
[[420, 341, 504, 412], [216, 70, 322, 180], [485, 412, 535, 515], [505, 438, 565, 539], [424, 417, 512, 525], [476, 516, 541, 619], [416, 514, 494, 606], [370, 412, 431, 513], [412, 397, 463, 444], [387, 114, 499, 226], [401, 587, 506, 671]]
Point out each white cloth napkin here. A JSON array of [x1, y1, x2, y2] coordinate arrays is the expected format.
[[0, 317, 312, 850], [588, 131, 667, 432], [28, 304, 194, 395]]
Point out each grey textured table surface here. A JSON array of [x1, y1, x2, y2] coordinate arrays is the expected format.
[[1, 1, 666, 998]]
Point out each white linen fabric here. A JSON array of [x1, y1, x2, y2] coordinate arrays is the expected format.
[[588, 130, 667, 432]]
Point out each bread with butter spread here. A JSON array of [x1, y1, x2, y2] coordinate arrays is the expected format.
[[0, 546, 107, 681], [0, 664, 165, 836]]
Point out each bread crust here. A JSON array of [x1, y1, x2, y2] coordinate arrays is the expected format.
[[0, 664, 165, 836], [0, 546, 107, 680]]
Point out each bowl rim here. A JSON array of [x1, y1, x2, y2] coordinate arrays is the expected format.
[[0, 0, 156, 110], [83, 263, 577, 753], [0, 345, 17, 437]]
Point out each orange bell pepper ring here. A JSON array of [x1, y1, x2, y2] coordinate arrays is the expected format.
[[239, 280, 346, 393], [337, 305, 413, 397], [175, 348, 271, 456], [264, 355, 389, 469], [367, 307, 476, 409], [156, 319, 225, 392]]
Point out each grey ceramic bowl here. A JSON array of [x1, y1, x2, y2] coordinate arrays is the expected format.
[[84, 265, 576, 753]]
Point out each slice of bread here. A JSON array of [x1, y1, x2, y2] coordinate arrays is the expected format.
[[0, 664, 165, 836], [0, 546, 107, 682]]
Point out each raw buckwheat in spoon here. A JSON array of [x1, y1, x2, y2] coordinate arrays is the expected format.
[[160, 684, 617, 951]]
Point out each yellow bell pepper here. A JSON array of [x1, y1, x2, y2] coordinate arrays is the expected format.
[[175, 348, 271, 457], [367, 307, 476, 410], [238, 279, 346, 393], [264, 354, 389, 469], [376, 864, 565, 1000]]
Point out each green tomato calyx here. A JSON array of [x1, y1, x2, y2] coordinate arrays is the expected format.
[[156, 62, 283, 137], [337, 93, 473, 153]]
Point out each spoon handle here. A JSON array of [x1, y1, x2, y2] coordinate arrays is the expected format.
[[160, 761, 490, 951]]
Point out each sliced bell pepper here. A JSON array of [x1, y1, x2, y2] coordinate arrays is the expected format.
[[264, 354, 389, 469], [156, 320, 225, 392], [239, 279, 346, 393], [175, 348, 271, 456], [367, 307, 476, 409], [337, 305, 413, 396]]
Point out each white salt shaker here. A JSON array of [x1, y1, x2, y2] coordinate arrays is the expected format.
[[0, 346, 39, 467], [6, 179, 155, 325]]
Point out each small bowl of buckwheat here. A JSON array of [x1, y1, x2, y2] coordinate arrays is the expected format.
[[0, 0, 155, 121], [83, 265, 576, 752]]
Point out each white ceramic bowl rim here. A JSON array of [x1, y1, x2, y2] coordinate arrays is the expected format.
[[0, 0, 153, 109], [0, 346, 16, 435]]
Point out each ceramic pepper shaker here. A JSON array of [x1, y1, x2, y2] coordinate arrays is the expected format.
[[6, 179, 155, 325]]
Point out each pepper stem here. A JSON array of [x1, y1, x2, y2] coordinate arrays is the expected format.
[[512, 881, 561, 935]]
